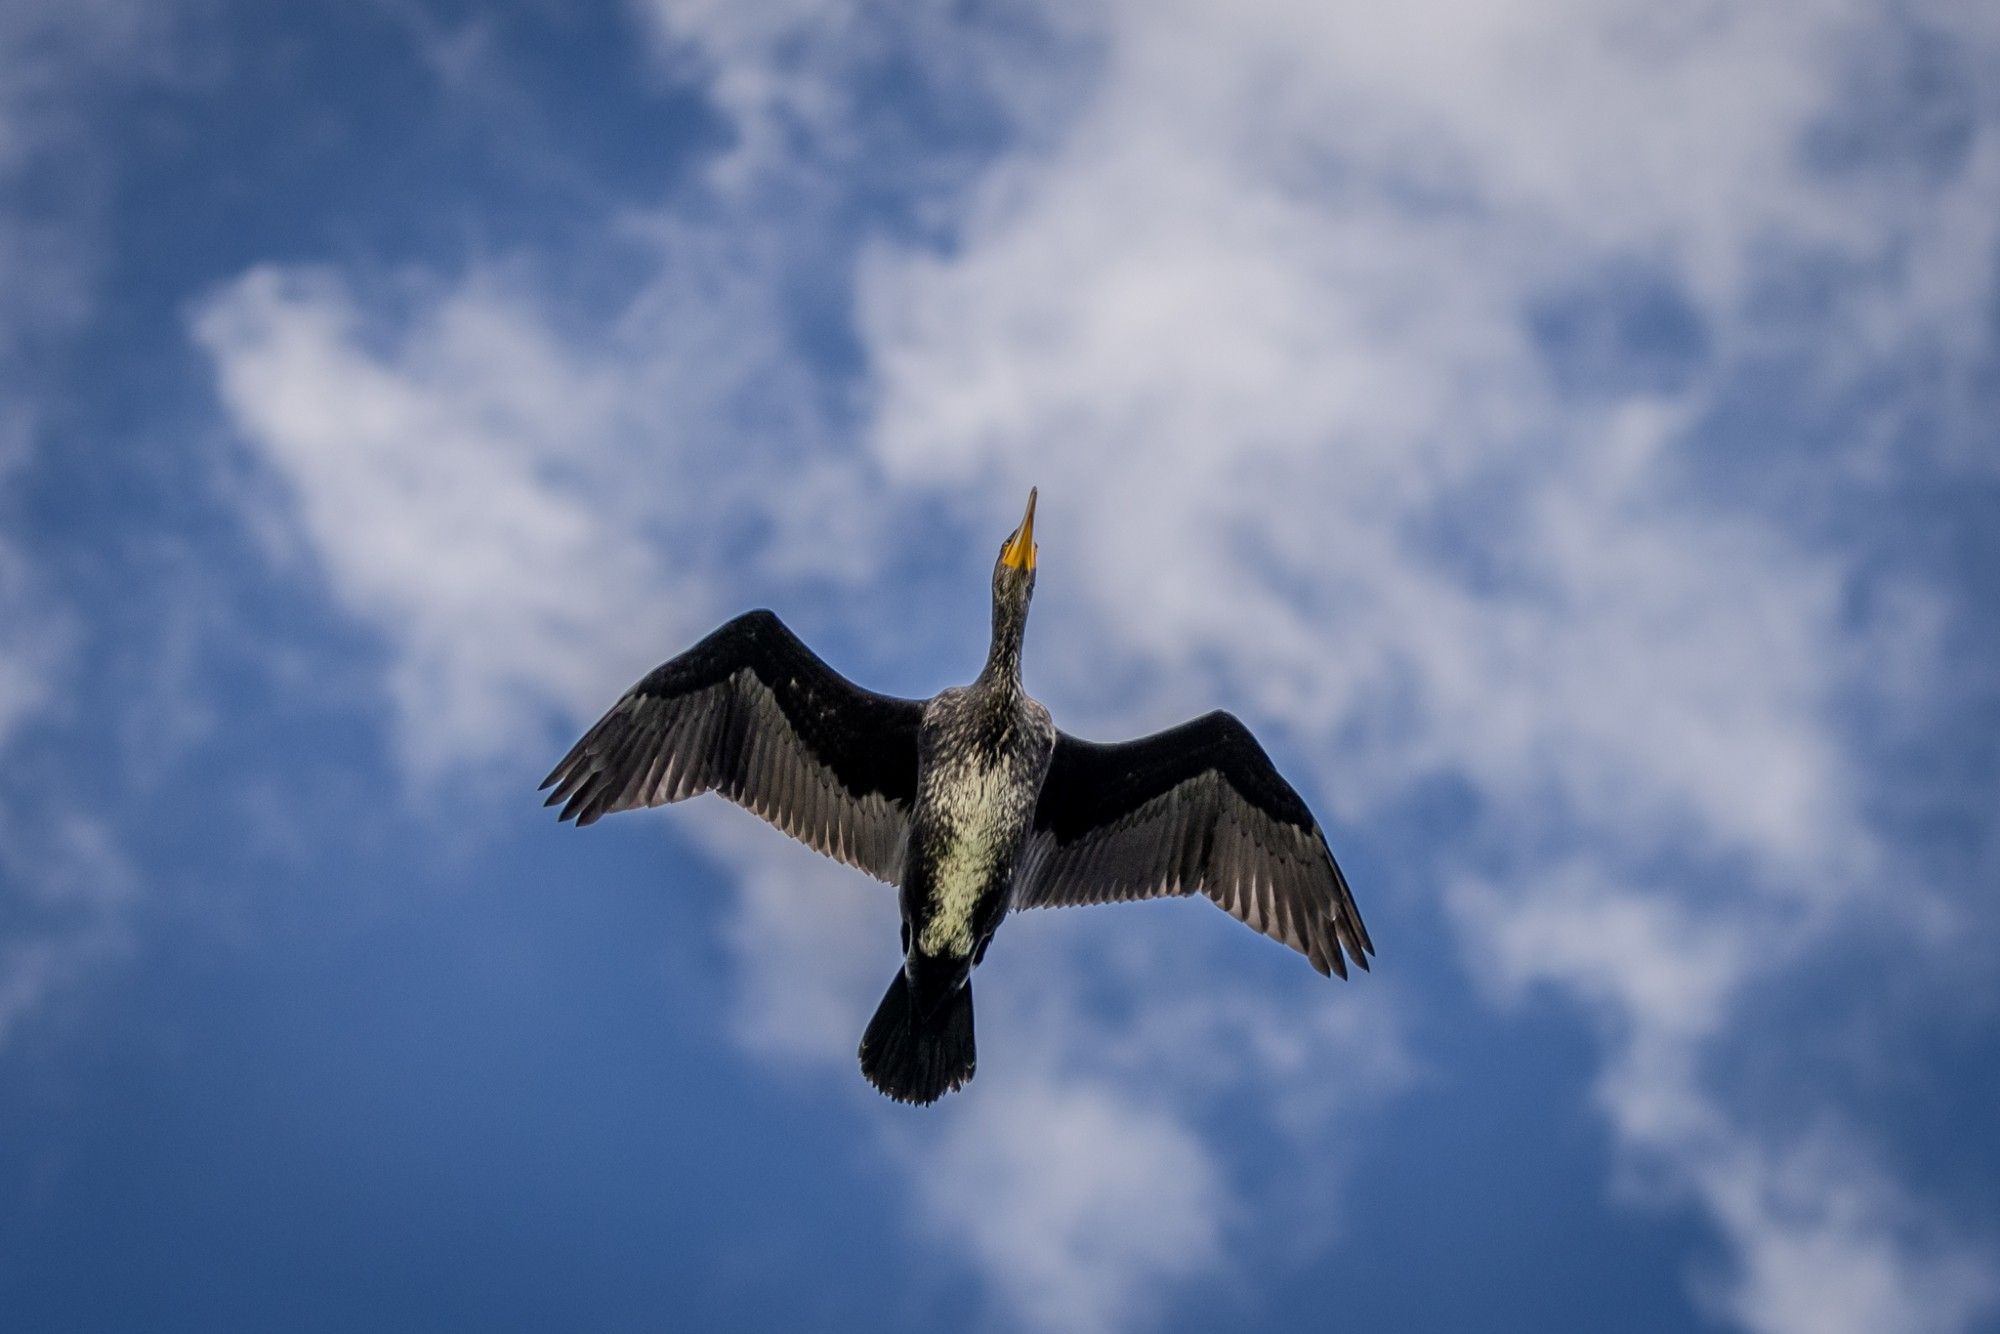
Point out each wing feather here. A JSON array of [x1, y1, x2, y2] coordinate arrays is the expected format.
[[1020, 711, 1372, 977], [541, 610, 921, 883]]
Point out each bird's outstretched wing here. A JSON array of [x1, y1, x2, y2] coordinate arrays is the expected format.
[[1018, 711, 1372, 977], [541, 609, 922, 883]]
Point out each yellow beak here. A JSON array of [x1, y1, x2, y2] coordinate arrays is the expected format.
[[1000, 487, 1038, 571]]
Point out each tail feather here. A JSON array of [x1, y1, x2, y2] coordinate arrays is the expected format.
[[858, 969, 976, 1105]]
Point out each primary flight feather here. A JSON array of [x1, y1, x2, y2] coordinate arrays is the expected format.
[[543, 489, 1372, 1104]]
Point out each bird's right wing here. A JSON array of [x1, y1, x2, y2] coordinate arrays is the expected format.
[[541, 610, 922, 883], [1018, 711, 1371, 977]]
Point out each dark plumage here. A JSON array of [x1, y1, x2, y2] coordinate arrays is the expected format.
[[543, 489, 1372, 1103]]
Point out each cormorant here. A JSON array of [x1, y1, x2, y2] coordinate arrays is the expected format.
[[542, 489, 1372, 1104]]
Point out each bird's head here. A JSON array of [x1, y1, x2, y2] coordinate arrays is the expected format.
[[992, 486, 1038, 609]]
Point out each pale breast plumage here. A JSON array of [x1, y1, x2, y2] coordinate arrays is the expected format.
[[916, 759, 1024, 956], [908, 689, 1053, 958]]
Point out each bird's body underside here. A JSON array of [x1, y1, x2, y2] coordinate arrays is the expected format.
[[907, 686, 1054, 962], [543, 489, 1372, 1104], [856, 683, 1054, 1102]]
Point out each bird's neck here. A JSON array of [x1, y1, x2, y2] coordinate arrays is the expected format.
[[979, 596, 1028, 689]]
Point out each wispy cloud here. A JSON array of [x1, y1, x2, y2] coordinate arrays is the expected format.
[[913, 1075, 1229, 1334], [0, 1, 181, 460], [0, 0, 183, 1055], [0, 806, 135, 1054], [0, 466, 129, 1063], [192, 214, 907, 776], [195, 266, 677, 775], [0, 480, 128, 1061], [1454, 866, 1998, 1334], [0, 540, 64, 754]]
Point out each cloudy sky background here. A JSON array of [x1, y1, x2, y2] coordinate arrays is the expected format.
[[2, 1, 1997, 1330]]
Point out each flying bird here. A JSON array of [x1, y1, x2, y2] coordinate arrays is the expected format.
[[542, 490, 1372, 1104]]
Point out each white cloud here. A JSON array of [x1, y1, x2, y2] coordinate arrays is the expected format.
[[0, 530, 127, 1059], [700, 810, 890, 1065], [192, 233, 893, 777], [1696, 1134, 2000, 1334], [194, 267, 680, 775], [0, 0, 170, 1056], [913, 1075, 1229, 1334], [0, 1, 180, 462], [1456, 866, 1999, 1334], [0, 461, 131, 1063], [0, 807, 136, 1053], [1453, 866, 1755, 1049], [630, 0, 1075, 196], [0, 539, 63, 753], [198, 0, 1997, 1329], [634, 0, 863, 185], [0, 491, 129, 1066]]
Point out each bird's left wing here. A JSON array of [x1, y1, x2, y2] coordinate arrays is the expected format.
[[541, 609, 922, 883], [1018, 711, 1372, 977]]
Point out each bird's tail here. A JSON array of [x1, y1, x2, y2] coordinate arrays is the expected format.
[[858, 968, 976, 1105]]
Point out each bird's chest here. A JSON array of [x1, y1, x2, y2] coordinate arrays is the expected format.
[[910, 757, 1032, 956]]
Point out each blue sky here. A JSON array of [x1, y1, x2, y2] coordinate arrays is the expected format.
[[2, 2, 1998, 1331]]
